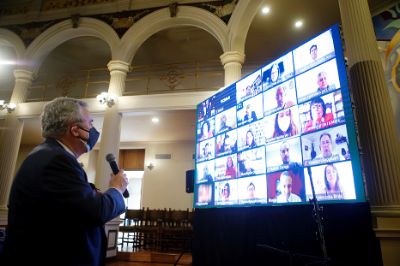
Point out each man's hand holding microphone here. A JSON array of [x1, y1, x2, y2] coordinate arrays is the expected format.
[[106, 153, 130, 197]]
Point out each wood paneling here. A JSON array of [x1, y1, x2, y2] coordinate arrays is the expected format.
[[119, 149, 145, 171]]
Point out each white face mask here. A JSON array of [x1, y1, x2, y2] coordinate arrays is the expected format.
[[278, 115, 290, 132]]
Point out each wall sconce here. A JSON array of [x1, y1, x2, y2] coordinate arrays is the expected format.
[[147, 162, 154, 171], [0, 100, 16, 113], [96, 92, 117, 107]]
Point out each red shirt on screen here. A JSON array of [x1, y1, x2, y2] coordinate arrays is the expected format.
[[304, 113, 334, 132]]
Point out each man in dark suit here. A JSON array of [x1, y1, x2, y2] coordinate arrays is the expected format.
[[0, 97, 128, 266]]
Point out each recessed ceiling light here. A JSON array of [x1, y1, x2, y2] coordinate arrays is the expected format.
[[295, 20, 303, 28], [261, 6, 270, 14], [151, 117, 159, 123]]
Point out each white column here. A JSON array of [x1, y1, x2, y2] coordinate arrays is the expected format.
[[220, 51, 245, 86], [0, 69, 34, 214], [339, 1, 400, 265], [95, 60, 129, 192]]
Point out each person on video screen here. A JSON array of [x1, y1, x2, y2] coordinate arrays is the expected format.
[[276, 85, 294, 109], [280, 141, 301, 168], [199, 120, 213, 141], [243, 104, 257, 123], [319, 133, 336, 159], [218, 113, 232, 133], [199, 99, 213, 120], [198, 102, 206, 120], [317, 71, 335, 92], [202, 164, 213, 182], [247, 182, 256, 199], [276, 171, 301, 203], [225, 156, 237, 178], [238, 155, 255, 176], [202, 143, 213, 160], [304, 97, 334, 132], [310, 44, 318, 61], [245, 129, 257, 149], [222, 182, 230, 201], [219, 133, 237, 154], [323, 164, 344, 199], [267, 63, 282, 85], [198, 184, 211, 203], [272, 109, 298, 138], [280, 141, 291, 165], [317, 132, 350, 161]]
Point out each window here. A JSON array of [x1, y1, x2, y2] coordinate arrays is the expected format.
[[124, 170, 144, 209]]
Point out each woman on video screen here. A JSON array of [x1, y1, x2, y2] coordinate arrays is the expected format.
[[222, 183, 230, 201], [245, 129, 257, 149], [323, 164, 343, 199], [272, 109, 298, 138], [199, 120, 213, 141], [267, 63, 282, 86], [225, 156, 237, 178], [304, 97, 334, 132]]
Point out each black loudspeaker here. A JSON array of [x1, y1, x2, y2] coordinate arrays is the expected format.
[[186, 169, 194, 193]]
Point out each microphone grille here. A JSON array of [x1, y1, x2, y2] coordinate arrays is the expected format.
[[105, 153, 115, 162]]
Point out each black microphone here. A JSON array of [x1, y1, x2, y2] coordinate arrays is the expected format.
[[105, 153, 129, 198]]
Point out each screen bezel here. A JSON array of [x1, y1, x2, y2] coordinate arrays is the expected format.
[[193, 24, 366, 208]]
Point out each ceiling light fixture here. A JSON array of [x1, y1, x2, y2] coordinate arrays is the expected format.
[[295, 20, 303, 28], [151, 117, 159, 123], [96, 92, 117, 107], [261, 6, 270, 14], [0, 100, 16, 113]]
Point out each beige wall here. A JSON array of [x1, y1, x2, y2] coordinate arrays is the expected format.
[[129, 141, 195, 210]]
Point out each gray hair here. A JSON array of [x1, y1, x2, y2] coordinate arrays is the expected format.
[[41, 97, 88, 138]]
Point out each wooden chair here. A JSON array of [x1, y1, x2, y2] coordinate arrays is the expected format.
[[118, 208, 145, 250], [142, 208, 166, 250], [161, 208, 193, 251]]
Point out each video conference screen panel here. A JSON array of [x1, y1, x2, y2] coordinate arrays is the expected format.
[[194, 25, 365, 208]]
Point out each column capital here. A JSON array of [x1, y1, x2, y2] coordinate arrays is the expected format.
[[107, 60, 130, 74], [220, 51, 245, 66], [10, 69, 34, 104], [13, 69, 34, 82]]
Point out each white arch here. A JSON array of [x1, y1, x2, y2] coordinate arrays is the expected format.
[[0, 28, 26, 60], [25, 17, 120, 73], [118, 6, 229, 63], [228, 0, 264, 53]]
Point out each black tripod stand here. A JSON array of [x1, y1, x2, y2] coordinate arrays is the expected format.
[[257, 167, 330, 265], [307, 167, 329, 266]]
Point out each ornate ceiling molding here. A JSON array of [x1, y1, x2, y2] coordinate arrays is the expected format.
[[0, 1, 237, 46]]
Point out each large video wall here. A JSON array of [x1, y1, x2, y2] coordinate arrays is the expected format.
[[194, 25, 365, 208]]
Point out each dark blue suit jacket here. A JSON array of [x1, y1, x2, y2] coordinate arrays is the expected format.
[[0, 138, 126, 265]]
